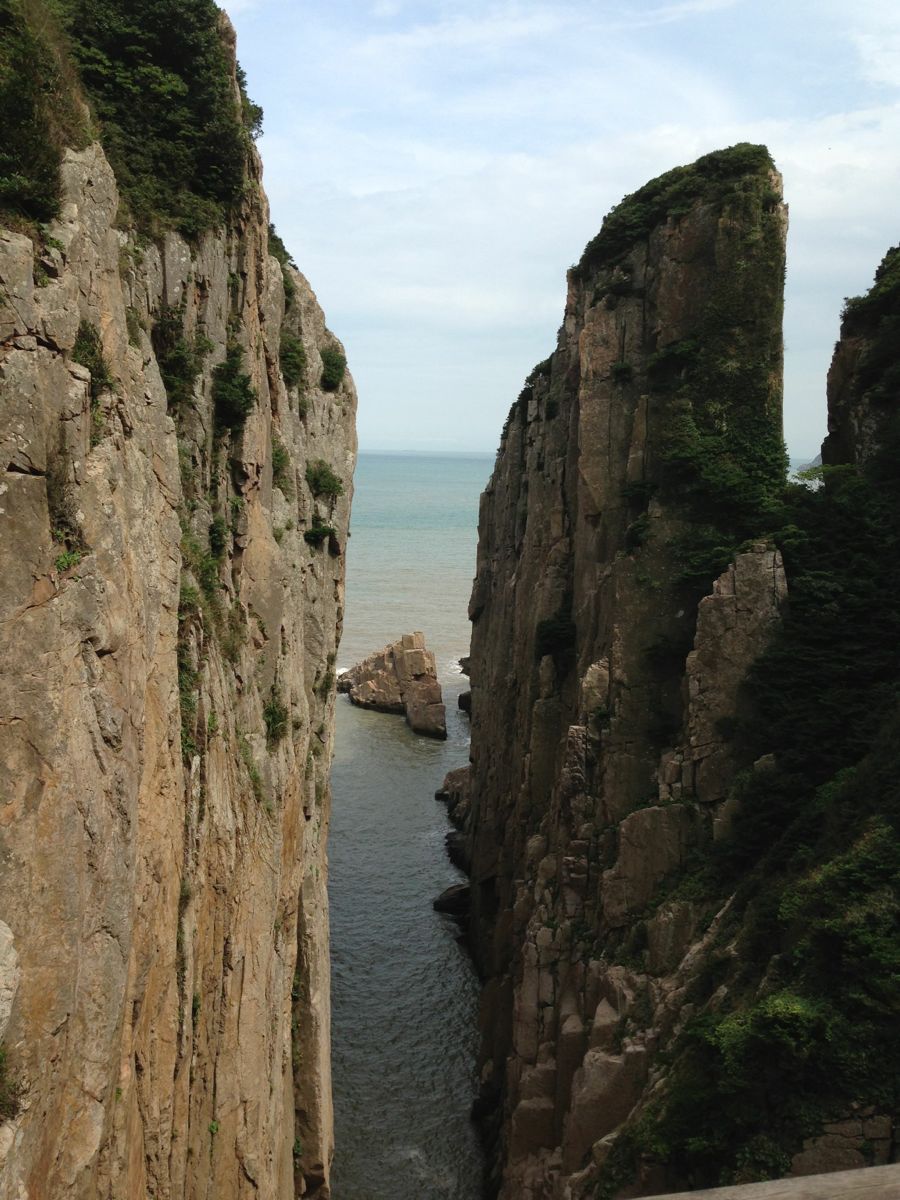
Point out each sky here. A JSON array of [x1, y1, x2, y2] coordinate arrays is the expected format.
[[221, 0, 900, 458]]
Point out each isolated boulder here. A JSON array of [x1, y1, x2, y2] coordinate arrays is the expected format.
[[338, 631, 447, 738]]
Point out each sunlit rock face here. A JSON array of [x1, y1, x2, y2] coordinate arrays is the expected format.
[[0, 133, 355, 1199]]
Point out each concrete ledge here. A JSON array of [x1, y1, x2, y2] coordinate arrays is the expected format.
[[643, 1163, 900, 1199]]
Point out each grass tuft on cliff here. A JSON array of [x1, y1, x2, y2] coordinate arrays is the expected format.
[[576, 143, 776, 275], [0, 1047, 23, 1121]]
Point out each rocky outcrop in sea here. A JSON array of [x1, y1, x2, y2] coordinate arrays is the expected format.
[[338, 632, 447, 738]]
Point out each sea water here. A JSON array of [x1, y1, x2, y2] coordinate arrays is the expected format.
[[329, 452, 494, 1200]]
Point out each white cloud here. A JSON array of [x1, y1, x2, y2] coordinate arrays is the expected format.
[[233, 0, 900, 454], [631, 0, 742, 27], [353, 8, 569, 59], [854, 33, 900, 87]]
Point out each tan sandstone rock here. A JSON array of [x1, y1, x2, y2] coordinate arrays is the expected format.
[[338, 631, 447, 738], [0, 122, 355, 1200]]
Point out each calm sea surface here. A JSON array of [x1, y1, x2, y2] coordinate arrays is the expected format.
[[329, 452, 493, 1200]]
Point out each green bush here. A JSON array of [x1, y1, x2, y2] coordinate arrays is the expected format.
[[263, 689, 288, 746], [152, 305, 211, 411], [303, 515, 336, 548], [271, 434, 294, 497], [0, 0, 90, 225], [280, 333, 306, 390], [208, 515, 228, 560], [319, 347, 346, 392], [611, 361, 633, 384], [268, 224, 296, 307], [305, 459, 343, 500], [177, 587, 199, 759], [55, 548, 82, 572], [56, 0, 259, 236], [624, 512, 650, 550], [72, 321, 114, 401], [235, 62, 262, 139], [0, 1047, 22, 1121], [212, 344, 256, 435]]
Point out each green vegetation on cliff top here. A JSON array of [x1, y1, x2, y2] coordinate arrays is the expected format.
[[577, 142, 776, 274], [0, 0, 90, 224], [0, 0, 261, 235]]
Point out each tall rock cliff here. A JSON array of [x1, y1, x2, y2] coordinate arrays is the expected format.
[[462, 148, 900, 1199], [462, 144, 788, 1199], [0, 7, 355, 1198]]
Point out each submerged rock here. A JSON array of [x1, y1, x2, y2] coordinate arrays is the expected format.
[[433, 883, 470, 917], [338, 631, 447, 738]]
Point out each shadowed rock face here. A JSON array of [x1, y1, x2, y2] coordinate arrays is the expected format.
[[0, 135, 355, 1200], [822, 245, 900, 469], [338, 631, 447, 738], [459, 147, 792, 1198]]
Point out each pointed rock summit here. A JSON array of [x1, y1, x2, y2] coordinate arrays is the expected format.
[[338, 631, 447, 738]]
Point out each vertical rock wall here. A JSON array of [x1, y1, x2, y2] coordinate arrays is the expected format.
[[0, 132, 355, 1199], [822, 245, 899, 469], [462, 150, 788, 1198]]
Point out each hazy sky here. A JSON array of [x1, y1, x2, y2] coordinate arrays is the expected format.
[[222, 0, 900, 458]]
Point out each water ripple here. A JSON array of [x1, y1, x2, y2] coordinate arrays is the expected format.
[[329, 695, 483, 1200]]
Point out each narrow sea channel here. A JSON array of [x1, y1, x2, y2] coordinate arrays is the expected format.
[[329, 452, 492, 1200]]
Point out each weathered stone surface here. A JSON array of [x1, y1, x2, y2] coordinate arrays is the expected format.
[[510, 1097, 556, 1163], [646, 902, 697, 975], [338, 631, 447, 737], [563, 1045, 648, 1172], [602, 805, 695, 927], [674, 545, 787, 808], [0, 129, 355, 1199], [0, 926, 18, 1041], [435, 764, 472, 829]]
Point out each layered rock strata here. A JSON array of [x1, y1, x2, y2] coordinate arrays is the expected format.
[[459, 147, 791, 1198], [337, 632, 447, 738], [0, 125, 355, 1200]]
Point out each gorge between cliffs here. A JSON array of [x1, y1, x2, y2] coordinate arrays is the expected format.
[[2, 4, 900, 1200]]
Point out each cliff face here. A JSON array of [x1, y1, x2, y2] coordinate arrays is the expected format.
[[822, 245, 900, 469], [463, 147, 793, 1197], [0, 98, 354, 1200], [463, 147, 900, 1199]]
